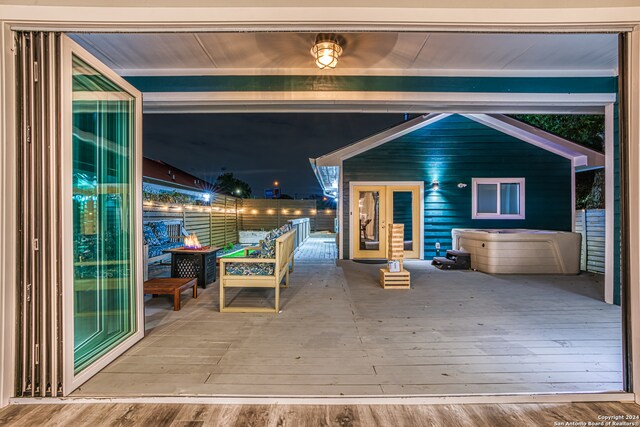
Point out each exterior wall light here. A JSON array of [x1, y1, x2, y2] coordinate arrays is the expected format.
[[457, 183, 467, 188], [431, 180, 440, 191]]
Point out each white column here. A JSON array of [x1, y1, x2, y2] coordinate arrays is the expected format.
[[605, 103, 615, 304], [0, 21, 17, 408], [627, 27, 640, 404]]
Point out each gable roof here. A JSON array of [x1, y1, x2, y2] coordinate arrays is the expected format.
[[143, 157, 214, 192], [310, 113, 605, 197]]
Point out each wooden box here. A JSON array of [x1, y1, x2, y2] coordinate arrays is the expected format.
[[379, 268, 411, 289]]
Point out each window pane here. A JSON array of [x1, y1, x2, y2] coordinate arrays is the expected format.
[[500, 183, 520, 215], [358, 191, 380, 251], [392, 191, 413, 251], [477, 184, 498, 213], [72, 56, 136, 374]]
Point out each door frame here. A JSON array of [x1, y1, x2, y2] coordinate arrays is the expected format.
[[351, 185, 387, 259], [349, 181, 424, 260], [60, 35, 144, 395], [0, 13, 637, 406]]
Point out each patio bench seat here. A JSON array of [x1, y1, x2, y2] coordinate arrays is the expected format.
[[147, 241, 183, 258], [220, 225, 296, 313], [225, 262, 275, 276]]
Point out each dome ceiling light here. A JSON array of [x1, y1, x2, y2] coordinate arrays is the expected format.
[[311, 35, 343, 70]]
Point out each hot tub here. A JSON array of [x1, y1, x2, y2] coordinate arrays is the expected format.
[[451, 229, 581, 275]]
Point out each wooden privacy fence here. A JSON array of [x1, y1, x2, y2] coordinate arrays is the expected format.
[[240, 199, 336, 232], [575, 209, 605, 274], [143, 194, 240, 248]]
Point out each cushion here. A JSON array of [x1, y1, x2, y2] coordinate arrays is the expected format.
[[259, 236, 276, 259], [151, 222, 171, 244], [225, 262, 275, 276], [147, 241, 182, 258], [143, 225, 160, 246]]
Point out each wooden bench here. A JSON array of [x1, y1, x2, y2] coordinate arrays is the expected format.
[[143, 277, 198, 311], [219, 229, 296, 313]]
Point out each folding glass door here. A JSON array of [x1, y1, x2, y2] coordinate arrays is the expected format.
[[61, 36, 144, 394]]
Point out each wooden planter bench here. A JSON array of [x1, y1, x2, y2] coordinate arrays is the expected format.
[[220, 229, 296, 313]]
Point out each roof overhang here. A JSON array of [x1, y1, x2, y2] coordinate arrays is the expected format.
[[310, 113, 606, 193]]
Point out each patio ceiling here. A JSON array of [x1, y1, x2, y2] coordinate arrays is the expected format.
[[70, 32, 618, 77], [70, 31, 619, 113]]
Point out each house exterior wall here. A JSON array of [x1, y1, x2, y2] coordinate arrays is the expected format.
[[342, 114, 573, 260]]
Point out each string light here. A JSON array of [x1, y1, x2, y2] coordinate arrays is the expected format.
[[143, 201, 334, 216]]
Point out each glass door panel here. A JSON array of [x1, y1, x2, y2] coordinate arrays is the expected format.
[[72, 55, 136, 373], [388, 185, 421, 259], [392, 191, 413, 251], [352, 186, 386, 259], [62, 36, 143, 394]]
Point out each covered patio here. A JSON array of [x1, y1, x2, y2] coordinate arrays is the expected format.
[[71, 233, 621, 397]]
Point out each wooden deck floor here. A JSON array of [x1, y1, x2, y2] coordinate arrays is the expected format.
[[2, 402, 640, 427], [71, 234, 622, 397]]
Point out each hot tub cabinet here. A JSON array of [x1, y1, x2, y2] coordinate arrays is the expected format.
[[452, 229, 581, 275]]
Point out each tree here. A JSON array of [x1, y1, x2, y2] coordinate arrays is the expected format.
[[511, 114, 605, 209], [214, 172, 252, 198], [511, 114, 604, 151]]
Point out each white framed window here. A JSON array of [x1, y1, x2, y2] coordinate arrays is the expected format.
[[472, 178, 525, 220]]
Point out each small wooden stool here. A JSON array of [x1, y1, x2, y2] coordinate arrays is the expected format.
[[379, 268, 411, 289], [143, 277, 198, 311]]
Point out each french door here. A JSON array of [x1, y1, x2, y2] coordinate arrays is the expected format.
[[351, 183, 422, 260], [15, 32, 143, 397], [61, 36, 144, 394]]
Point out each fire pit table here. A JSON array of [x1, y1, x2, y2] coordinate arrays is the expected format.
[[163, 246, 221, 288]]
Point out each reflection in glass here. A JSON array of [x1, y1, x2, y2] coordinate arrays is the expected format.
[[477, 184, 498, 214], [500, 183, 520, 215], [72, 56, 136, 374], [359, 191, 380, 250], [392, 191, 413, 251]]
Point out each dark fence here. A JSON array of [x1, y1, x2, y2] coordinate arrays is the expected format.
[[575, 209, 605, 274]]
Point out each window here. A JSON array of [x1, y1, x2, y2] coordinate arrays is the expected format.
[[472, 178, 525, 219]]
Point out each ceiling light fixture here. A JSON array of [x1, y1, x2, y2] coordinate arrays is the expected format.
[[311, 36, 343, 70]]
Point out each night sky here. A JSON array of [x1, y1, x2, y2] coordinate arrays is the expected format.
[[143, 113, 410, 198]]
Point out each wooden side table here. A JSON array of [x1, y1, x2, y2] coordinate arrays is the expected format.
[[143, 277, 198, 311]]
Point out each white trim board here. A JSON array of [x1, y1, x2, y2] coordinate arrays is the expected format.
[[9, 392, 634, 406], [464, 113, 606, 168], [143, 91, 617, 115], [604, 103, 615, 304], [314, 113, 605, 169], [0, 22, 16, 409]]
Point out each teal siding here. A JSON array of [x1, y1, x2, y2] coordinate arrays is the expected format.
[[343, 115, 572, 259], [125, 75, 616, 94]]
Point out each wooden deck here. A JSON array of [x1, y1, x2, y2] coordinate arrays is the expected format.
[[2, 402, 640, 427], [71, 234, 622, 397]]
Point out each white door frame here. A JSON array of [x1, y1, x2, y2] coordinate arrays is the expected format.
[[349, 181, 425, 260], [0, 9, 637, 406], [60, 35, 144, 395]]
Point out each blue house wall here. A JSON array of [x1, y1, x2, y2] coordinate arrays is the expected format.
[[342, 114, 573, 260]]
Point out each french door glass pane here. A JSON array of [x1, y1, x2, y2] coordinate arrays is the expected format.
[[500, 183, 520, 215], [72, 56, 136, 374], [477, 184, 498, 214], [358, 191, 380, 250], [392, 191, 413, 251]]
